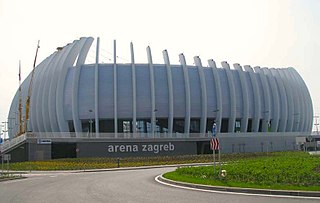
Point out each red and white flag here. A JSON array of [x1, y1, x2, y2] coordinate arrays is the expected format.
[[210, 138, 220, 150]]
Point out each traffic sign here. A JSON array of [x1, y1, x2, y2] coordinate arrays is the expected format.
[[37, 139, 52, 145]]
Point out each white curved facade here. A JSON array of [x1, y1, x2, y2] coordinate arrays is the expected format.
[[8, 37, 313, 138]]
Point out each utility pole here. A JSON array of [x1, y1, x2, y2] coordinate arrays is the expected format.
[[1, 122, 8, 139], [314, 116, 319, 135]]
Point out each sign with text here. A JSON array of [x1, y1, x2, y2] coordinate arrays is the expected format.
[[76, 141, 197, 158], [37, 139, 52, 145], [107, 142, 175, 154]]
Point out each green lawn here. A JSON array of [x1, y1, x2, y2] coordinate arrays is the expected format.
[[9, 153, 269, 171], [163, 151, 320, 191]]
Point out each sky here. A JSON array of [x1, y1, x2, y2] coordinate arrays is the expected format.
[[0, 0, 319, 137]]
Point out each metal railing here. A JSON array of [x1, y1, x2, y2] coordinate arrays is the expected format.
[[25, 131, 309, 139], [0, 131, 311, 154], [0, 134, 26, 154], [26, 132, 210, 139]]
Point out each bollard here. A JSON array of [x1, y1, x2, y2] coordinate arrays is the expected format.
[[117, 158, 120, 168]]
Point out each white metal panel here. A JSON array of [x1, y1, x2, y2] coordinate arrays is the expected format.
[[194, 56, 207, 136], [72, 37, 94, 136], [270, 68, 288, 132], [208, 60, 222, 133], [262, 68, 280, 132], [244, 65, 261, 132], [113, 40, 118, 137], [234, 63, 249, 132], [254, 66, 271, 132], [278, 69, 294, 131], [31, 54, 55, 132], [290, 68, 312, 132], [179, 54, 190, 136], [57, 39, 85, 133], [95, 37, 100, 135], [285, 69, 301, 131], [222, 61, 236, 133], [48, 43, 74, 132], [131, 43, 137, 134], [162, 50, 174, 136], [294, 69, 313, 132]]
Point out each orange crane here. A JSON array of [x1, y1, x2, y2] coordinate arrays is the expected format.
[[23, 40, 40, 133], [17, 60, 23, 136]]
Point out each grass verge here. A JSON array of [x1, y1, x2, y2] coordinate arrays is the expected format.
[[9, 152, 270, 171], [163, 151, 320, 191]]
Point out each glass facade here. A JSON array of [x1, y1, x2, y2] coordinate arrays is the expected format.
[[69, 117, 276, 134], [235, 119, 241, 132]]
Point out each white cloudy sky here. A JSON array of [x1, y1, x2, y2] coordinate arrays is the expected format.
[[0, 0, 319, 136]]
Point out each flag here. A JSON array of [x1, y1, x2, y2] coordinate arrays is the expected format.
[[210, 138, 220, 150], [212, 123, 217, 137]]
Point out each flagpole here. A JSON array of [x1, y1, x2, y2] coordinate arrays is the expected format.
[[213, 147, 216, 174], [218, 147, 221, 177], [211, 123, 217, 175]]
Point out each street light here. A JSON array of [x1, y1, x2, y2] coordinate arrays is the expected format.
[[314, 116, 319, 135], [153, 109, 158, 138], [88, 110, 93, 137], [263, 111, 270, 132], [213, 109, 220, 113], [7, 118, 15, 138], [212, 109, 220, 133], [2, 122, 8, 139], [0, 124, 3, 142]]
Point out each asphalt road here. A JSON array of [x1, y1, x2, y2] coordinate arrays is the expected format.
[[0, 167, 318, 203]]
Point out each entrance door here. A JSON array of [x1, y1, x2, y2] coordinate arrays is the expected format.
[[51, 143, 76, 159]]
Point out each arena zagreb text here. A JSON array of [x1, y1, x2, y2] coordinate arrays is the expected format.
[[107, 142, 175, 154]]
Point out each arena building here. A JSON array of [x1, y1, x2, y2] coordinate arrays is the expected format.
[[3, 37, 313, 161]]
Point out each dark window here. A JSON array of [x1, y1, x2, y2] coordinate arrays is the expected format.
[[190, 118, 200, 133], [206, 118, 216, 133], [247, 119, 252, 132], [99, 119, 114, 133], [81, 119, 96, 133], [68, 120, 75, 132], [268, 120, 272, 132], [173, 118, 185, 133], [221, 119, 229, 133], [258, 119, 263, 132], [235, 119, 241, 132], [134, 119, 151, 133], [118, 119, 133, 133], [157, 118, 168, 133]]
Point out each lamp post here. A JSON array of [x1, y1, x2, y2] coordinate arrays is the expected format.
[[314, 116, 319, 135], [263, 111, 269, 132], [0, 125, 3, 143], [212, 109, 220, 133], [153, 109, 158, 138], [88, 110, 93, 137], [7, 118, 14, 139], [2, 122, 8, 140], [211, 108, 220, 176], [0, 131, 3, 144]]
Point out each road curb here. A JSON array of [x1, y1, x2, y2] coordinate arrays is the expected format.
[[157, 175, 320, 198], [7, 162, 212, 175], [0, 176, 26, 182]]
